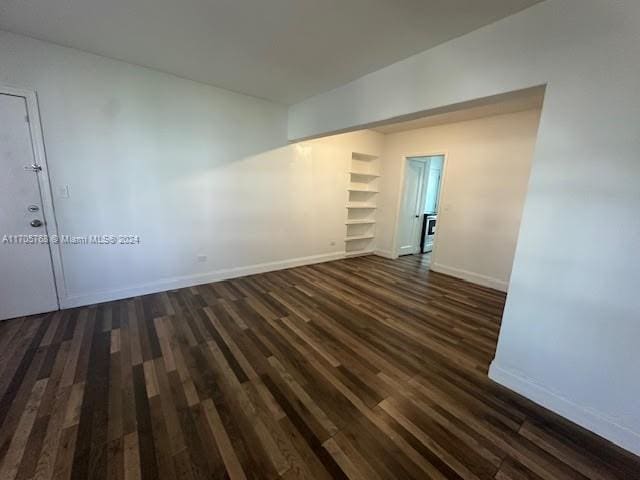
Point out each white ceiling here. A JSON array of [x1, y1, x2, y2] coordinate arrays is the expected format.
[[0, 0, 543, 104]]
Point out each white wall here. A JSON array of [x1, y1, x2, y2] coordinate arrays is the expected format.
[[0, 30, 383, 307], [288, 0, 640, 455], [379, 109, 541, 291]]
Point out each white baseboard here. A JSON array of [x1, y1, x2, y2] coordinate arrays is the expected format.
[[374, 249, 398, 259], [430, 262, 508, 292], [489, 362, 640, 456], [344, 250, 374, 258], [61, 251, 345, 309]]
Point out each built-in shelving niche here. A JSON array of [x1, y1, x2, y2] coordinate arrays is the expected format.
[[345, 152, 380, 256]]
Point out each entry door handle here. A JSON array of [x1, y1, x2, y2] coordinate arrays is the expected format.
[[30, 219, 43, 227]]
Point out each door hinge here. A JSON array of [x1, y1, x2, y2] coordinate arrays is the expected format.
[[24, 164, 42, 172]]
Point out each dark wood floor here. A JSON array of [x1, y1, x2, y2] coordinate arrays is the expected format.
[[0, 254, 638, 480]]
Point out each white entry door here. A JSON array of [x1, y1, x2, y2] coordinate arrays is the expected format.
[[397, 159, 426, 256], [0, 93, 58, 321]]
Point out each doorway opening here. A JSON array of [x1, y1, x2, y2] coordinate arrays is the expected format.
[[396, 154, 445, 264]]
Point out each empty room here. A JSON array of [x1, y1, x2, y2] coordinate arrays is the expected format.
[[1, 1, 639, 479]]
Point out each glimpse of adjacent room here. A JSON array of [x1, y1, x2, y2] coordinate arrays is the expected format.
[[337, 86, 545, 293], [395, 154, 444, 261]]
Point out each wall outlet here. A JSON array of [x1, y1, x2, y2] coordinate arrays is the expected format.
[[197, 255, 207, 263]]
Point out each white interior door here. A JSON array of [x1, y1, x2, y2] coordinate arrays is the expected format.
[[0, 93, 58, 321], [397, 159, 426, 256]]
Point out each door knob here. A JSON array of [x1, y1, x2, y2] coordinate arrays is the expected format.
[[30, 219, 43, 227]]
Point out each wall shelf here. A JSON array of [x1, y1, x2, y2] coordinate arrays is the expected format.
[[347, 188, 378, 193], [346, 204, 376, 209], [345, 151, 380, 256], [351, 152, 379, 161], [345, 219, 376, 225], [345, 235, 375, 242], [349, 171, 380, 178]]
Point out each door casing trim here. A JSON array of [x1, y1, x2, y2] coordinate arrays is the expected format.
[[392, 152, 448, 259], [1, 84, 65, 310]]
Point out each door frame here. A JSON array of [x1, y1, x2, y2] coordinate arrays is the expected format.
[[1, 84, 65, 309], [391, 152, 449, 260]]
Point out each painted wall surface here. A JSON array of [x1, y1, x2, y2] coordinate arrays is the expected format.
[[0, 30, 383, 307], [289, 0, 640, 454], [379, 109, 540, 291]]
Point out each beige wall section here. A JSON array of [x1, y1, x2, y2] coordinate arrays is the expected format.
[[378, 109, 541, 291]]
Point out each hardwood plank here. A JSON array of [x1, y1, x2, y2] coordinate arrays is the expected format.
[[0, 378, 48, 480], [0, 254, 637, 480]]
